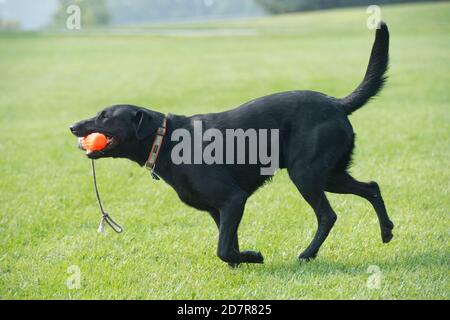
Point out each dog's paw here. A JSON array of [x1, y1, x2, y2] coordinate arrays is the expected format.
[[381, 221, 394, 243], [382, 232, 393, 243], [228, 262, 240, 269], [241, 250, 264, 264], [298, 252, 317, 263]]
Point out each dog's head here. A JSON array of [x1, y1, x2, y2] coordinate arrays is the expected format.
[[70, 104, 159, 162]]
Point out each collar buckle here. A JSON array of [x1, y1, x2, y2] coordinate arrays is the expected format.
[[144, 161, 154, 171]]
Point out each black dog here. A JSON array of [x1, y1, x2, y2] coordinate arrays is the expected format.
[[71, 23, 394, 266]]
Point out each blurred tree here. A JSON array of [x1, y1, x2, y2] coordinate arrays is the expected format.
[[0, 19, 20, 31], [254, 0, 441, 14], [52, 0, 110, 28]]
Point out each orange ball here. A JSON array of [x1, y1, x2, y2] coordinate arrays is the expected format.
[[81, 133, 108, 152]]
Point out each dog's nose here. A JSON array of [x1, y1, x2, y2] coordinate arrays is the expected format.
[[69, 125, 76, 134]]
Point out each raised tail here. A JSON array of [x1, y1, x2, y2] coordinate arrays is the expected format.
[[340, 22, 389, 115]]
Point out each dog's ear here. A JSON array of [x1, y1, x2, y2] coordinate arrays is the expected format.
[[134, 109, 153, 140]]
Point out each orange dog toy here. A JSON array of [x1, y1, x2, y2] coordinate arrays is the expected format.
[[80, 133, 108, 153]]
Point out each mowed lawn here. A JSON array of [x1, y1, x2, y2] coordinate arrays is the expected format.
[[0, 2, 449, 299]]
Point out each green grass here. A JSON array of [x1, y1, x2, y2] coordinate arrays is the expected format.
[[0, 2, 449, 299]]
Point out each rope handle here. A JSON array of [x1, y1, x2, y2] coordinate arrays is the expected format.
[[91, 160, 123, 234], [101, 212, 123, 233]]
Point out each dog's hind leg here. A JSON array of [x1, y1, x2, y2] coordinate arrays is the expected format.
[[216, 193, 264, 265], [289, 166, 337, 261], [325, 171, 394, 243], [287, 121, 352, 261]]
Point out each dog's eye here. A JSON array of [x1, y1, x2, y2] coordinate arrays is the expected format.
[[98, 111, 107, 120]]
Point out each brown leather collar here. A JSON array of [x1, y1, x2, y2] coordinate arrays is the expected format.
[[144, 117, 167, 173]]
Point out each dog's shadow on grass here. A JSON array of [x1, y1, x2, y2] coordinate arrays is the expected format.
[[234, 250, 447, 279]]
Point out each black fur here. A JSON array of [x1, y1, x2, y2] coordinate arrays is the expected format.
[[70, 23, 394, 266]]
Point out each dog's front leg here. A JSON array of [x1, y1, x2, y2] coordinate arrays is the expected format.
[[209, 210, 240, 251], [216, 193, 264, 265], [209, 210, 240, 268]]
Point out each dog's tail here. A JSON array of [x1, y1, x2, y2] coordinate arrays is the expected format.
[[339, 22, 389, 115]]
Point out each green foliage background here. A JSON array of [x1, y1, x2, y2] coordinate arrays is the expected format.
[[255, 0, 442, 13]]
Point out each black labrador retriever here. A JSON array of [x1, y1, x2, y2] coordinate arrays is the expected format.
[[70, 23, 394, 266]]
